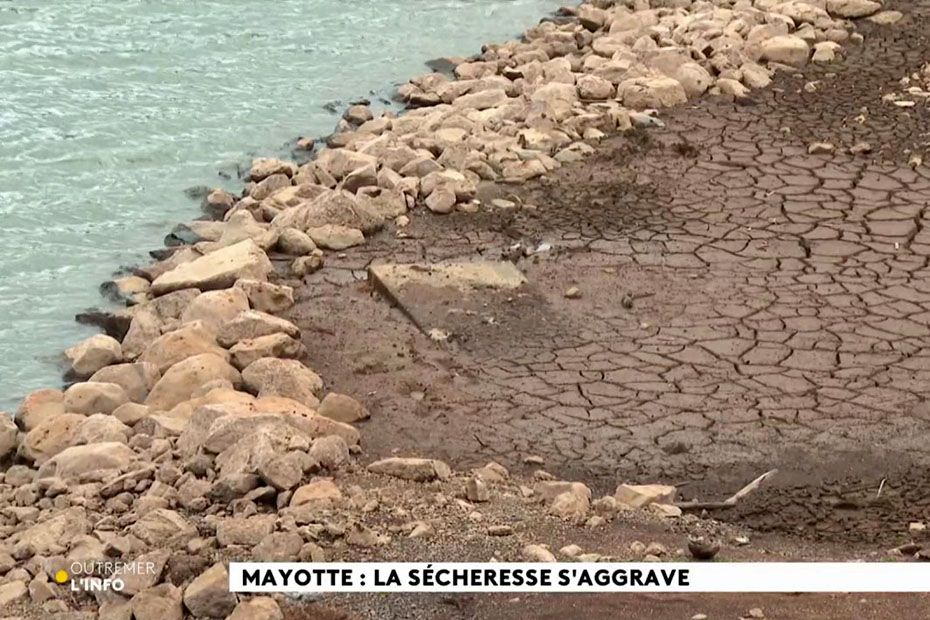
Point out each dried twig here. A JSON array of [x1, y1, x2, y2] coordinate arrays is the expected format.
[[675, 469, 778, 511]]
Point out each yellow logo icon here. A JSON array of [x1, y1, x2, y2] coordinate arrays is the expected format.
[[54, 570, 69, 584]]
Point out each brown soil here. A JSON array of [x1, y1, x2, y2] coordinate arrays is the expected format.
[[269, 1, 930, 618]]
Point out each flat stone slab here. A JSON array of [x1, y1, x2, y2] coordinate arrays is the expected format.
[[369, 261, 526, 292], [368, 261, 527, 338]]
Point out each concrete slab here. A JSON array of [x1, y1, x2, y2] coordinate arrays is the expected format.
[[368, 261, 526, 293], [368, 261, 528, 337]]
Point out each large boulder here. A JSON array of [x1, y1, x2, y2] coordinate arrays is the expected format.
[[72, 413, 132, 445], [318, 392, 370, 424], [36, 442, 135, 479], [217, 311, 300, 348], [576, 74, 615, 100], [826, 0, 881, 18], [139, 322, 228, 373], [227, 597, 283, 620], [229, 333, 305, 370], [249, 157, 297, 181], [290, 478, 343, 508], [314, 148, 378, 181], [145, 354, 241, 412], [151, 240, 273, 296], [307, 225, 365, 250], [7, 506, 88, 555], [617, 76, 687, 108], [19, 413, 84, 463], [63, 382, 129, 415], [89, 362, 161, 403], [270, 190, 384, 235], [179, 288, 250, 332], [234, 280, 294, 314], [16, 388, 65, 432], [64, 334, 123, 377], [130, 508, 197, 547], [131, 584, 184, 620], [183, 563, 238, 618], [241, 358, 323, 408], [217, 211, 278, 251], [758, 35, 810, 68]]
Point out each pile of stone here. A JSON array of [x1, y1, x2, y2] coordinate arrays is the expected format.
[[80, 1, 885, 283], [184, 0, 883, 262]]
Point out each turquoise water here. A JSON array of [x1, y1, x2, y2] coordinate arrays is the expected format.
[[0, 0, 560, 409]]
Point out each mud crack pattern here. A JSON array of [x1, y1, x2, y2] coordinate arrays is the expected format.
[[292, 1, 930, 543]]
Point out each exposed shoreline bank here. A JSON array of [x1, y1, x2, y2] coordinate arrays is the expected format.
[[0, 0, 918, 617]]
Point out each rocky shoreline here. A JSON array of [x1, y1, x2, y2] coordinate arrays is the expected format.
[[0, 1, 909, 618]]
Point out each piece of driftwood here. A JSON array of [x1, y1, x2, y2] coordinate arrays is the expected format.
[[675, 469, 778, 511]]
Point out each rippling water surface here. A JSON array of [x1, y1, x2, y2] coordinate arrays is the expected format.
[[0, 0, 561, 408]]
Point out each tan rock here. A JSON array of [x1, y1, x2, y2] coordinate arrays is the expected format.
[[131, 584, 183, 620], [314, 148, 378, 181], [615, 483, 677, 508], [576, 74, 615, 100], [179, 288, 250, 332], [271, 189, 384, 234], [309, 435, 349, 469], [249, 173, 291, 202], [19, 413, 83, 463], [16, 388, 66, 431], [758, 35, 810, 68], [36, 442, 135, 479], [65, 334, 123, 377], [102, 274, 151, 305], [140, 322, 227, 373], [318, 392, 370, 423], [216, 310, 299, 348], [0, 415, 17, 461], [241, 358, 322, 408], [290, 478, 342, 507], [249, 157, 297, 181], [145, 354, 241, 412], [716, 78, 750, 98], [367, 457, 451, 481], [8, 506, 88, 554], [90, 362, 161, 403], [741, 62, 772, 89], [120, 550, 169, 596], [229, 333, 305, 370], [217, 211, 278, 251], [227, 597, 283, 620], [63, 381, 129, 415], [258, 451, 305, 490], [307, 224, 365, 250], [425, 188, 456, 214], [523, 544, 557, 562], [113, 402, 151, 426], [216, 515, 275, 547], [234, 279, 295, 314], [827, 0, 881, 18], [130, 508, 196, 547], [276, 227, 318, 255], [0, 580, 27, 608], [549, 490, 590, 522], [151, 240, 273, 296], [72, 414, 131, 445], [617, 76, 687, 108], [291, 254, 323, 277]]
